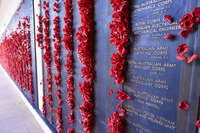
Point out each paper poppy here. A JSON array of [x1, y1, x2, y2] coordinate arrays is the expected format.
[[179, 13, 195, 29], [178, 101, 190, 111], [116, 89, 130, 102], [109, 89, 113, 95], [164, 34, 175, 39], [187, 54, 199, 63], [164, 14, 173, 23], [177, 44, 189, 55], [179, 28, 191, 38], [196, 120, 200, 128], [192, 7, 200, 23]]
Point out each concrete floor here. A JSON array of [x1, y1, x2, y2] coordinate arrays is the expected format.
[[0, 68, 44, 133]]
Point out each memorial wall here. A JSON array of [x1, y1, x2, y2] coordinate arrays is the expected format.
[[0, 0, 200, 133]]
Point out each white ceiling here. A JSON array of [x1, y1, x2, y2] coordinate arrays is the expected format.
[[0, 0, 22, 38]]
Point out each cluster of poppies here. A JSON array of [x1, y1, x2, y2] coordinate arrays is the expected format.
[[55, 89, 63, 133], [42, 1, 53, 120], [165, 8, 200, 63], [176, 7, 200, 125], [63, 0, 74, 75], [53, 0, 61, 87], [42, 95, 46, 116], [76, 0, 95, 132], [36, 14, 43, 48], [0, 17, 34, 102], [66, 76, 75, 125], [179, 7, 200, 38], [109, 0, 130, 85], [55, 107, 63, 133], [63, 0, 75, 132], [108, 88, 130, 133], [108, 112, 125, 133], [24, 17, 34, 102], [176, 43, 198, 63], [108, 0, 131, 133], [165, 7, 200, 129], [177, 7, 200, 63], [52, 2, 64, 131], [116, 89, 130, 103]]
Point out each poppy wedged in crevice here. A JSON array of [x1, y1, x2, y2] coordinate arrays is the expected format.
[[196, 120, 200, 128], [187, 54, 199, 63], [178, 101, 190, 111]]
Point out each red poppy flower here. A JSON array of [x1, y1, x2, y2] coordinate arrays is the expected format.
[[191, 11, 200, 23], [196, 120, 200, 128], [179, 13, 195, 29], [116, 89, 130, 102], [109, 89, 113, 95], [177, 44, 189, 55], [119, 107, 126, 113], [178, 101, 190, 111], [164, 14, 173, 23], [193, 7, 200, 19], [179, 28, 191, 38], [164, 34, 175, 39], [187, 54, 199, 63]]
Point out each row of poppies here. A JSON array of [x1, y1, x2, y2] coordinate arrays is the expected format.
[[0, 17, 34, 102], [108, 0, 131, 133]]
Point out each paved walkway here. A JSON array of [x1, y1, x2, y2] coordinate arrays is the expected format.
[[0, 67, 44, 133]]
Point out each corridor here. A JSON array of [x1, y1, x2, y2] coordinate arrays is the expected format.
[[0, 66, 44, 133]]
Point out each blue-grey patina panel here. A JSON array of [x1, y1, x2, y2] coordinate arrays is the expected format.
[[4, 0, 200, 133]]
